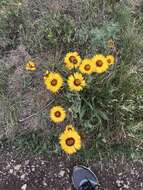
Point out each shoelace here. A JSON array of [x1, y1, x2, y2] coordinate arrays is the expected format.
[[79, 181, 104, 190], [79, 180, 95, 190]]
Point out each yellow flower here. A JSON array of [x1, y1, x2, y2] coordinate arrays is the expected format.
[[43, 70, 49, 81], [107, 39, 115, 49], [44, 72, 63, 93], [92, 54, 109, 74], [106, 55, 115, 65], [50, 106, 66, 123], [67, 72, 86, 91], [79, 58, 95, 75], [65, 125, 76, 132], [59, 125, 81, 155], [64, 52, 81, 70], [25, 60, 36, 71]]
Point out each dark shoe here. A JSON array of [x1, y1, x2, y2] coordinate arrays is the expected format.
[[72, 166, 103, 190]]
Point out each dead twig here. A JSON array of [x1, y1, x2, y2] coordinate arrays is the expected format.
[[18, 98, 55, 122]]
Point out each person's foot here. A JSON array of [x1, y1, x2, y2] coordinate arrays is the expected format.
[[72, 166, 103, 190]]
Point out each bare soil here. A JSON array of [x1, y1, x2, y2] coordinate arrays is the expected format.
[[0, 149, 142, 190]]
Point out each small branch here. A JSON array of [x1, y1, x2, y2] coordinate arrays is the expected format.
[[19, 98, 55, 122]]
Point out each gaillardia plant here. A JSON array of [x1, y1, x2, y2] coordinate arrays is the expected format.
[[26, 51, 116, 155]]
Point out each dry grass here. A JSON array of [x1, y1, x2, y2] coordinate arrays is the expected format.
[[0, 0, 143, 158]]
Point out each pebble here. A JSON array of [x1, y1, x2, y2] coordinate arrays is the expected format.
[[14, 164, 21, 171], [41, 161, 45, 165], [124, 184, 129, 189], [43, 181, 47, 186], [118, 172, 122, 176], [116, 179, 123, 187], [58, 170, 65, 177], [21, 184, 27, 190], [32, 167, 35, 172], [9, 169, 13, 174], [21, 174, 26, 180]]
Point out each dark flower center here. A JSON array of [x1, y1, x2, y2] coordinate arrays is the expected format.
[[69, 56, 77, 64], [67, 127, 72, 131], [51, 79, 57, 86], [108, 40, 114, 48], [44, 74, 49, 78], [74, 79, 81, 86], [29, 64, 34, 68], [107, 58, 111, 63], [66, 137, 75, 146], [84, 64, 91, 71], [96, 60, 103, 67], [55, 111, 61, 117]]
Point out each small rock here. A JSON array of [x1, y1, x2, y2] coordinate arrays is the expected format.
[[116, 180, 122, 187], [9, 169, 13, 174], [21, 184, 27, 190], [21, 174, 26, 180], [32, 167, 35, 171], [41, 161, 45, 165], [124, 184, 129, 189], [43, 181, 47, 186], [58, 170, 65, 177], [14, 164, 21, 171], [31, 165, 35, 171]]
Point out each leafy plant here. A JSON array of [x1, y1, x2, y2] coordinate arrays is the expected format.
[[0, 0, 24, 53], [76, 21, 120, 54], [0, 0, 142, 159], [21, 11, 75, 54]]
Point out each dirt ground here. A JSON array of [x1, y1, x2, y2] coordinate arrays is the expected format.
[[0, 149, 142, 190]]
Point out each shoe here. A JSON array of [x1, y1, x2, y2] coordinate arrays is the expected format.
[[72, 166, 103, 190]]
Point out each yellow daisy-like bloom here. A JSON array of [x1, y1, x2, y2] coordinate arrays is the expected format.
[[25, 60, 36, 71], [43, 70, 49, 81], [107, 39, 115, 49], [65, 125, 76, 132], [59, 125, 81, 155], [67, 72, 86, 91], [92, 54, 109, 74], [79, 58, 95, 75], [106, 55, 115, 65], [44, 72, 63, 93], [50, 105, 66, 123], [64, 52, 81, 70]]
